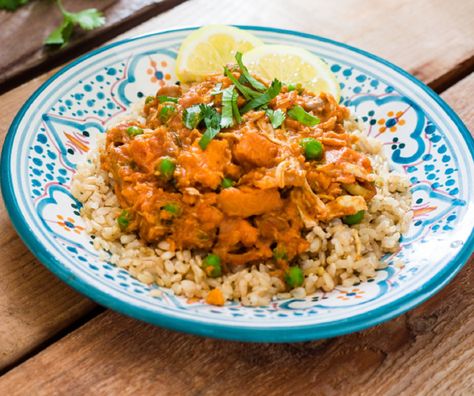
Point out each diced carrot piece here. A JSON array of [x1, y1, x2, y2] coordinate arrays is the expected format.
[[206, 288, 225, 306]]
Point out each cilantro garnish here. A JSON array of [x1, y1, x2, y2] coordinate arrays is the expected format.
[[235, 52, 266, 92], [198, 105, 221, 150], [220, 86, 236, 128], [287, 105, 320, 126], [210, 83, 223, 96], [44, 0, 105, 47], [231, 89, 241, 124], [240, 79, 282, 114], [182, 105, 202, 129], [266, 108, 286, 128], [224, 67, 259, 100]]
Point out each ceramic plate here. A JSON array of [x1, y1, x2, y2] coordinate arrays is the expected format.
[[2, 26, 473, 342]]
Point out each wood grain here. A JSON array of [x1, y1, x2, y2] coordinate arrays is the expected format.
[[0, 0, 473, 381], [0, 0, 187, 93], [0, 73, 472, 396], [125, 0, 474, 90], [0, 72, 97, 372]]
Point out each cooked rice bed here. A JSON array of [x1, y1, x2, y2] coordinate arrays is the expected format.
[[72, 121, 412, 306]]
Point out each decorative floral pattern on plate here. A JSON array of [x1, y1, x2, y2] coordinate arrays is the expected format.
[[2, 27, 473, 341]]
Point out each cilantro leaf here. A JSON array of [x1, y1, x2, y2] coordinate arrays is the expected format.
[[224, 67, 260, 100], [287, 105, 320, 126], [66, 8, 105, 31], [198, 105, 221, 150], [231, 90, 241, 124], [240, 79, 282, 114], [159, 105, 176, 123], [266, 109, 286, 129], [199, 126, 221, 150], [210, 83, 223, 96], [220, 86, 236, 128], [0, 0, 28, 11], [45, 0, 105, 47], [182, 105, 202, 129], [235, 52, 266, 92], [44, 18, 74, 46]]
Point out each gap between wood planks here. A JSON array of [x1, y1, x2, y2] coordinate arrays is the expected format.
[[1, 69, 473, 380]]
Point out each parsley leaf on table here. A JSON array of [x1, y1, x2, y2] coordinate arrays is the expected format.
[[44, 0, 105, 47]]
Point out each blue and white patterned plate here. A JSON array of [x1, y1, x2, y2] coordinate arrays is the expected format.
[[2, 26, 473, 342]]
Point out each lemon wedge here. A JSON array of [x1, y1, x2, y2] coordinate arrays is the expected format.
[[176, 25, 263, 82], [242, 45, 340, 101]]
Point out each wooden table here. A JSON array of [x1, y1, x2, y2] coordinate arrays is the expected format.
[[0, 1, 473, 394]]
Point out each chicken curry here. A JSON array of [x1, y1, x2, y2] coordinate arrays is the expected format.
[[101, 55, 375, 273]]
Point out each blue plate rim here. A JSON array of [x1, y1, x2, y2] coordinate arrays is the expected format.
[[1, 25, 473, 342]]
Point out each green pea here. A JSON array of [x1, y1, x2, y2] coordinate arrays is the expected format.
[[202, 254, 222, 278], [285, 266, 304, 288], [342, 210, 365, 225], [162, 203, 181, 216], [126, 126, 143, 137], [117, 210, 130, 231], [287, 83, 303, 94], [221, 177, 234, 189], [300, 137, 323, 160], [157, 157, 176, 179], [272, 246, 288, 261], [145, 96, 154, 104], [160, 105, 176, 123]]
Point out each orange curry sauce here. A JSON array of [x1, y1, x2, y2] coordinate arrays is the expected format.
[[101, 72, 375, 272]]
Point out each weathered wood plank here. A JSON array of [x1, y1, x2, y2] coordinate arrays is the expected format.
[[125, 0, 474, 90], [0, 73, 472, 396], [0, 73, 97, 372], [0, 0, 187, 93], [0, 0, 473, 377]]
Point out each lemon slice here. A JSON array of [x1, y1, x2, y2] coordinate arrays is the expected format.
[[176, 25, 263, 82], [242, 45, 340, 101]]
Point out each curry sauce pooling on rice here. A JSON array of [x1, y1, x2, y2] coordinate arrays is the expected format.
[[101, 54, 378, 278]]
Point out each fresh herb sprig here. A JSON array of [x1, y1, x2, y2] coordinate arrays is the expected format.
[[220, 85, 237, 128], [0, 0, 29, 11], [265, 108, 286, 128], [287, 105, 320, 126], [235, 52, 266, 92], [239, 79, 282, 114], [44, 0, 105, 47], [198, 105, 222, 150]]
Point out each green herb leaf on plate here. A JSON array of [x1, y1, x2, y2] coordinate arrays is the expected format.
[[231, 89, 241, 124], [198, 105, 221, 150], [210, 83, 223, 96], [265, 108, 286, 128], [160, 105, 176, 123], [240, 79, 282, 114], [183, 105, 203, 129], [287, 105, 320, 126], [224, 67, 260, 100], [235, 51, 266, 92], [220, 86, 236, 128]]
